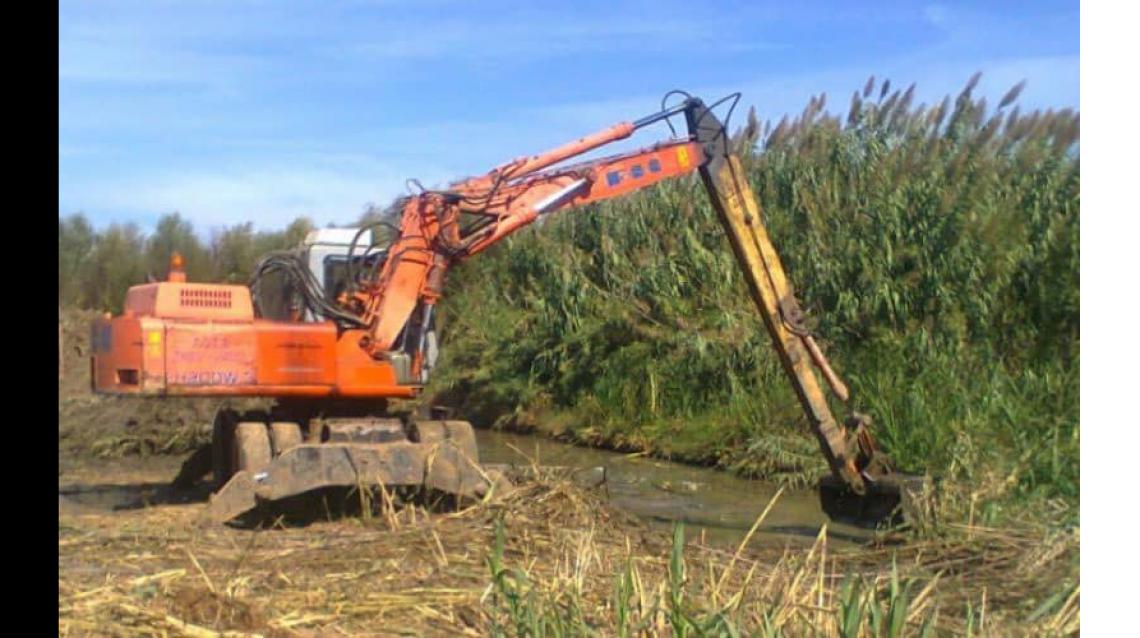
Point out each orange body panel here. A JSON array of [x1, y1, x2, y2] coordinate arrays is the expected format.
[[333, 329, 415, 397], [92, 315, 146, 393], [254, 321, 337, 387], [165, 322, 258, 387], [125, 282, 254, 321], [92, 287, 416, 399]]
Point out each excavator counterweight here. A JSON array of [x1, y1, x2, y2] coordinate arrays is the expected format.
[[92, 92, 927, 527]]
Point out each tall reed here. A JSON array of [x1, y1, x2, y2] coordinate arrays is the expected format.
[[431, 75, 1079, 520]]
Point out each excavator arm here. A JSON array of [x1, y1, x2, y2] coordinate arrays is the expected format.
[[349, 94, 919, 521]]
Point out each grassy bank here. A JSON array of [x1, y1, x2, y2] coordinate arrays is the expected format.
[[429, 76, 1079, 525]]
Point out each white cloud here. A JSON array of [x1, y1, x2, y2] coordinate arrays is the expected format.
[[58, 2, 1077, 235], [63, 51, 1077, 235]]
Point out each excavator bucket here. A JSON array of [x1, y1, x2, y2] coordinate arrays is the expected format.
[[818, 472, 934, 529]]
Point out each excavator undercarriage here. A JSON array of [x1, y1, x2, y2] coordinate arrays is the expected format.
[[93, 91, 928, 529], [193, 408, 496, 524]]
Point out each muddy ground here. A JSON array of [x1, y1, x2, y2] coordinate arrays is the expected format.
[[58, 310, 1078, 636]]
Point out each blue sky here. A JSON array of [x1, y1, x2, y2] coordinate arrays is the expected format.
[[59, 1, 1079, 234]]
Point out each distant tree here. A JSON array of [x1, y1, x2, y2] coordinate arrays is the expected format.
[[145, 212, 209, 282], [58, 214, 333, 309], [357, 201, 403, 227], [209, 222, 256, 283], [59, 213, 96, 306], [355, 203, 402, 251], [282, 217, 315, 248], [357, 203, 386, 226], [82, 222, 145, 311], [251, 216, 314, 261]]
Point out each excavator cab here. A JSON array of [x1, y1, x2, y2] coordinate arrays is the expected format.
[[252, 228, 385, 321]]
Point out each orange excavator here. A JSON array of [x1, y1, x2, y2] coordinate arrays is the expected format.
[[91, 92, 925, 525]]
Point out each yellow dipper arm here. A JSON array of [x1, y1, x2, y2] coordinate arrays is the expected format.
[[698, 152, 870, 495], [669, 93, 890, 497]]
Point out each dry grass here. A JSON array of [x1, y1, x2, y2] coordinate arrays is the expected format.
[[58, 253, 1077, 635], [59, 462, 1077, 637]]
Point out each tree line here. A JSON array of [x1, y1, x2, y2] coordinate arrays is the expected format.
[[58, 212, 317, 311]]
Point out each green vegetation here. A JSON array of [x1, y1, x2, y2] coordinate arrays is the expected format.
[[482, 514, 1076, 637], [430, 75, 1079, 522], [57, 75, 1078, 524], [58, 212, 315, 312]]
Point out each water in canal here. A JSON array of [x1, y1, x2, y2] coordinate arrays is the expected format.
[[475, 429, 872, 548]]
